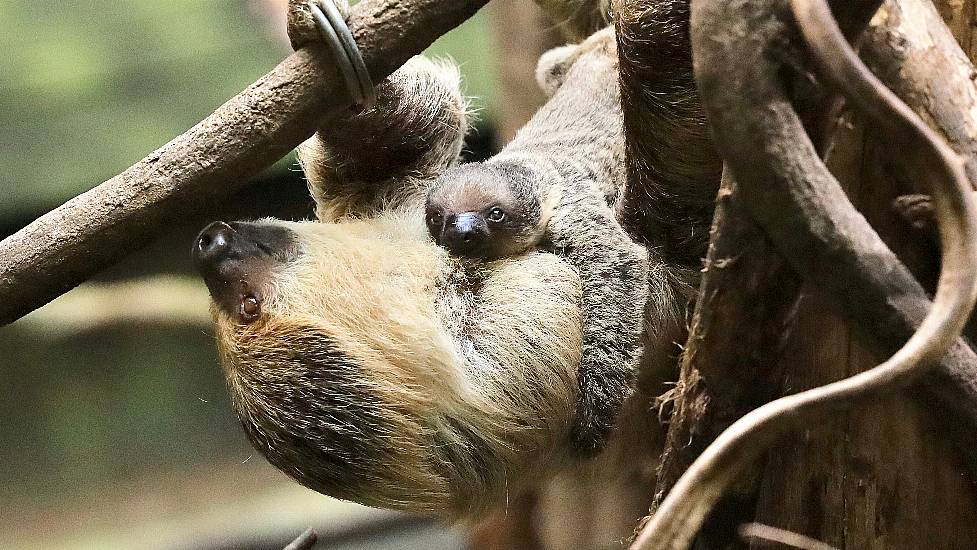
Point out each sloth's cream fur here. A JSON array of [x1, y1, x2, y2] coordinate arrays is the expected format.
[[213, 210, 583, 516]]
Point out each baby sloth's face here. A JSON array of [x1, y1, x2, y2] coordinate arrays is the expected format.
[[426, 163, 544, 259]]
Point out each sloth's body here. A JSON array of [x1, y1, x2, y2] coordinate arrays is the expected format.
[[425, 30, 649, 455], [208, 214, 584, 515], [195, 55, 591, 517]]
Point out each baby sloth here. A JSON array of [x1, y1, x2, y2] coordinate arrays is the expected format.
[[426, 165, 543, 260], [426, 28, 649, 455]]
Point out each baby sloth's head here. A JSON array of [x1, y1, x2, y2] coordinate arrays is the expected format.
[[425, 162, 544, 259]]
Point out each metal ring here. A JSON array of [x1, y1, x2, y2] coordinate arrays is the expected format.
[[308, 0, 376, 111], [316, 0, 376, 110]]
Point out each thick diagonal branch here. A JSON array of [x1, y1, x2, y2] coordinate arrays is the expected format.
[[0, 0, 488, 326]]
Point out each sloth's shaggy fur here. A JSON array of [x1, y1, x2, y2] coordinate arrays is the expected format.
[[425, 29, 650, 456], [204, 18, 689, 519], [215, 216, 583, 515]]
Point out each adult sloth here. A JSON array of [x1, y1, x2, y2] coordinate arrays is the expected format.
[[193, 17, 699, 520]]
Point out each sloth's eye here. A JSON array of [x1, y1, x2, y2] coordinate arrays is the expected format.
[[487, 207, 506, 223], [240, 295, 261, 322], [426, 211, 443, 226]]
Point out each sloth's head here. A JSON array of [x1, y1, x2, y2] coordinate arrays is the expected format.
[[192, 217, 582, 518], [425, 163, 545, 259]]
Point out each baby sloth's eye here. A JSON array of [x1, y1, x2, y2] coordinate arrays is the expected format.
[[426, 210, 444, 226], [487, 207, 506, 223]]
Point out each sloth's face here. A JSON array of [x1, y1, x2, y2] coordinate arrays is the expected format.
[[426, 163, 544, 260], [192, 220, 298, 324]]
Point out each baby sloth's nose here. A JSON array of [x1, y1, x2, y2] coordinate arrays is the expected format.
[[193, 221, 237, 268], [444, 212, 488, 254]]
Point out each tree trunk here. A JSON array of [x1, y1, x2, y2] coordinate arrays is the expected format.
[[747, 3, 977, 548], [750, 116, 977, 548]]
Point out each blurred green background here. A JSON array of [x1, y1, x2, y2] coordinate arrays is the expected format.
[[0, 0, 498, 219], [0, 1, 499, 548]]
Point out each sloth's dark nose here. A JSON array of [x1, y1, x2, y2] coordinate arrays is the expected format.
[[193, 221, 237, 269], [192, 220, 297, 319], [444, 212, 488, 254]]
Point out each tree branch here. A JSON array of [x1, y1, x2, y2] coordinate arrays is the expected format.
[[0, 0, 489, 326], [864, 0, 977, 186], [282, 528, 318, 550], [650, 169, 801, 533], [646, 0, 977, 533]]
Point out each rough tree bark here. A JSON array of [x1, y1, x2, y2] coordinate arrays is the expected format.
[[637, 0, 977, 548], [933, 0, 977, 53], [0, 0, 490, 326], [865, 0, 977, 186], [649, 170, 802, 544], [748, 2, 977, 547]]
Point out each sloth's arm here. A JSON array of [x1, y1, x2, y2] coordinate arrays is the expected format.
[[547, 191, 650, 456], [298, 57, 469, 221], [499, 30, 646, 455]]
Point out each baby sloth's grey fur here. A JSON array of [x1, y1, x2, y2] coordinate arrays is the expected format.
[[425, 29, 649, 456]]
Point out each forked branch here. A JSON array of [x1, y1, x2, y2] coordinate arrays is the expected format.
[[865, 0, 977, 185]]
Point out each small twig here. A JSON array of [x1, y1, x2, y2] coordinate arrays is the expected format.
[[283, 528, 318, 550], [738, 523, 839, 550], [0, 0, 489, 326]]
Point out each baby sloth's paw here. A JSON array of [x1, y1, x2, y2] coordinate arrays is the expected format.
[[568, 357, 638, 457], [536, 26, 617, 96]]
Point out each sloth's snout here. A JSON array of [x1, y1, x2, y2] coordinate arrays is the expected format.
[[443, 212, 489, 255], [192, 220, 297, 321], [194, 221, 237, 268]]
